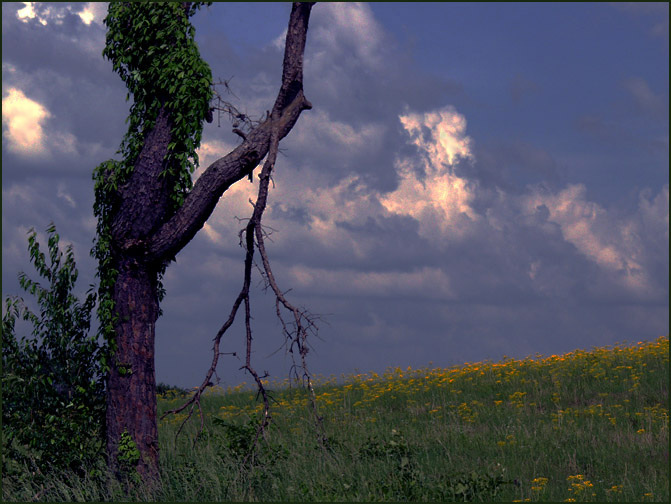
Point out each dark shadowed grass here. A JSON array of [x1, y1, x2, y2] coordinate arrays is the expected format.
[[3, 336, 668, 501]]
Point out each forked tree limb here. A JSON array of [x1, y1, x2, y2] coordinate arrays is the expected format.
[[162, 111, 283, 443], [160, 2, 323, 451], [146, 2, 314, 264], [162, 96, 325, 451]]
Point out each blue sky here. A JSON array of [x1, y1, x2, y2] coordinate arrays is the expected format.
[[2, 2, 668, 388]]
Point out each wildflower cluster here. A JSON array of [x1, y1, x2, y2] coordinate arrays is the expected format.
[[155, 336, 668, 502], [566, 474, 595, 498], [531, 476, 548, 492]]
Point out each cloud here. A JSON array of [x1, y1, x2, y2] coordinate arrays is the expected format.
[[201, 91, 667, 308], [526, 185, 629, 270], [288, 108, 387, 177], [613, 2, 669, 40], [381, 107, 477, 240], [16, 2, 107, 28], [621, 77, 668, 120], [1, 84, 104, 165], [310, 2, 386, 70], [301, 0, 454, 134], [287, 265, 455, 302], [2, 87, 50, 156], [56, 183, 77, 208], [194, 138, 238, 179], [2, 177, 98, 305], [317, 101, 663, 305], [301, 109, 385, 153], [77, 3, 109, 26], [3, 3, 666, 387], [16, 2, 45, 25], [523, 183, 669, 299], [398, 107, 473, 167], [2, 2, 124, 180]]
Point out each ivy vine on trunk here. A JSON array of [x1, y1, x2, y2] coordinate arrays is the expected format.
[[92, 2, 315, 482]]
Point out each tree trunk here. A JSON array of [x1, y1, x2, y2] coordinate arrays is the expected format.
[[100, 2, 314, 483], [104, 103, 173, 482], [106, 255, 160, 481]]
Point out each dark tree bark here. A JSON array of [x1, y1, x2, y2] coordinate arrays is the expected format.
[[107, 257, 161, 479], [104, 2, 314, 481]]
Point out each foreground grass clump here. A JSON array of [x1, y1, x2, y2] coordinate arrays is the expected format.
[[3, 336, 668, 501]]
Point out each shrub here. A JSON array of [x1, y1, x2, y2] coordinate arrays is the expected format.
[[156, 382, 190, 399], [2, 224, 106, 479]]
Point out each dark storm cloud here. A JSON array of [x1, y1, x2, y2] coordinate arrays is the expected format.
[[2, 3, 116, 316], [3, 3, 667, 388], [196, 2, 469, 196], [147, 4, 669, 388], [2, 3, 127, 183], [284, 3, 467, 193], [2, 176, 98, 300], [307, 294, 668, 379], [2, 4, 109, 87]]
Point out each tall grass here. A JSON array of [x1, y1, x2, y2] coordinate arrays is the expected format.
[[4, 336, 668, 501]]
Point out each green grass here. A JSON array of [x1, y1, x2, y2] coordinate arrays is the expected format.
[[3, 336, 668, 501]]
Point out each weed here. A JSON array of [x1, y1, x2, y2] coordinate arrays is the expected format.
[[3, 336, 668, 502]]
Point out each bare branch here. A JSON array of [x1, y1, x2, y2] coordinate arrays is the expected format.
[[161, 2, 326, 456], [146, 3, 314, 264]]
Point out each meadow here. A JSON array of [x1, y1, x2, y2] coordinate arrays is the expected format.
[[4, 335, 668, 502]]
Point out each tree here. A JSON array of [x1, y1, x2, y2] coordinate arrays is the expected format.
[[2, 224, 104, 480], [93, 2, 315, 481]]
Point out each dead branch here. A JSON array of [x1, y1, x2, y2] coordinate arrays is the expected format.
[[161, 2, 324, 457]]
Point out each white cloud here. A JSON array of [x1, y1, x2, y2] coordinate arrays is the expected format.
[[523, 183, 667, 296], [381, 106, 478, 240], [192, 138, 259, 246], [1, 86, 94, 159], [2, 87, 51, 156], [272, 28, 287, 51], [17, 2, 44, 25], [638, 184, 669, 234], [77, 2, 108, 26], [52, 130, 79, 155], [194, 138, 239, 180], [194, 96, 667, 306], [2, 183, 35, 206], [306, 2, 388, 100], [198, 180, 257, 246], [2, 63, 17, 75], [56, 183, 76, 208], [298, 109, 385, 152], [399, 107, 474, 167], [16, 2, 64, 26], [318, 2, 385, 68], [524, 185, 621, 268], [202, 222, 224, 244], [296, 173, 383, 259], [16, 2, 108, 27]]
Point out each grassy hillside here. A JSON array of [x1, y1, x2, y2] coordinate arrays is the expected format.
[[4, 336, 668, 501]]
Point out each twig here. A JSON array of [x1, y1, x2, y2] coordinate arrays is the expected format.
[[161, 1, 325, 459]]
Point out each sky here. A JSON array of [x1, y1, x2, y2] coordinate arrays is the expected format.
[[2, 2, 668, 389]]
